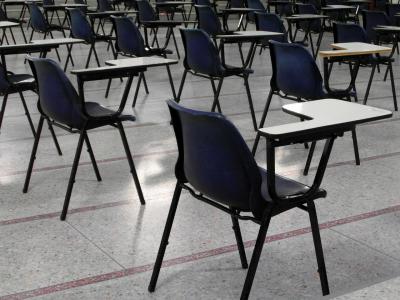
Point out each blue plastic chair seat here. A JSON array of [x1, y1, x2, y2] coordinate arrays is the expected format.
[[84, 102, 136, 129]]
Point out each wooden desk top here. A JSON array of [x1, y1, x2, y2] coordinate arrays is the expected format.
[[30, 38, 85, 46], [286, 14, 329, 20], [43, 3, 87, 8], [319, 42, 392, 58], [374, 25, 400, 33], [259, 99, 392, 139], [321, 4, 355, 10], [221, 8, 263, 13], [0, 42, 57, 55], [216, 30, 283, 40], [0, 21, 19, 28], [105, 56, 178, 67], [87, 10, 136, 17]]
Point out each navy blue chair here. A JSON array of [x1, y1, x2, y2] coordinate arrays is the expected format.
[[0, 6, 26, 44], [386, 4, 400, 25], [333, 22, 397, 111], [42, 0, 64, 28], [178, 28, 258, 131], [97, 0, 114, 11], [27, 3, 65, 61], [23, 57, 145, 220], [246, 0, 267, 23], [252, 41, 360, 174], [195, 5, 247, 64], [106, 16, 173, 105], [362, 10, 392, 44], [253, 12, 287, 56], [0, 62, 56, 149], [296, 3, 323, 34], [136, 0, 181, 58], [67, 8, 116, 67], [148, 100, 331, 299]]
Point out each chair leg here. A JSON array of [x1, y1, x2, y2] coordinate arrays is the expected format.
[[84, 132, 102, 181], [231, 215, 248, 269], [363, 62, 376, 105], [142, 72, 149, 94], [60, 130, 85, 220], [210, 79, 222, 113], [176, 69, 187, 103], [251, 89, 273, 156], [303, 141, 316, 176], [18, 92, 36, 137], [243, 75, 257, 131], [23, 116, 44, 193], [211, 78, 224, 113], [29, 29, 34, 42], [0, 93, 8, 132], [46, 118, 62, 156], [49, 31, 62, 62], [307, 200, 330, 296], [388, 62, 398, 111], [170, 29, 180, 59], [85, 45, 93, 68], [132, 72, 144, 107], [148, 183, 182, 292], [351, 128, 360, 165], [92, 45, 101, 67], [105, 78, 112, 98], [9, 28, 16, 44], [240, 209, 272, 300], [117, 121, 145, 205]]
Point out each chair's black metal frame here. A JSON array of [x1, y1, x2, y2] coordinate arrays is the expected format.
[[23, 62, 146, 220], [177, 30, 258, 131], [148, 102, 341, 299], [0, 46, 62, 154]]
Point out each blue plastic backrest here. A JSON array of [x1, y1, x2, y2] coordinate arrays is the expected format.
[[196, 5, 222, 36], [297, 3, 321, 32], [180, 28, 223, 76], [68, 8, 94, 43], [0, 64, 10, 92], [97, 0, 113, 11], [113, 16, 146, 56], [167, 100, 263, 214], [137, 0, 157, 22], [28, 57, 86, 129], [43, 0, 55, 5], [255, 12, 287, 43], [28, 3, 48, 32], [194, 0, 212, 5], [333, 22, 368, 43], [230, 0, 244, 8], [387, 4, 400, 25], [269, 41, 324, 100], [246, 0, 265, 22], [0, 7, 7, 21], [362, 10, 391, 42]]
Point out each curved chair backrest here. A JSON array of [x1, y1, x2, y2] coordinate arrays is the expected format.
[[28, 3, 48, 32], [42, 0, 55, 5], [246, 0, 266, 22], [0, 64, 10, 93], [296, 3, 321, 32], [333, 22, 368, 43], [97, 0, 113, 11], [362, 10, 391, 42], [67, 8, 94, 43], [136, 0, 157, 22], [375, 0, 386, 11], [180, 28, 223, 76], [194, 0, 212, 6], [167, 100, 263, 215], [230, 0, 244, 8], [255, 12, 287, 43], [0, 7, 8, 21], [73, 0, 89, 12], [269, 40, 324, 100], [112, 16, 146, 56], [387, 4, 400, 25], [27, 57, 86, 129], [195, 5, 223, 36]]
